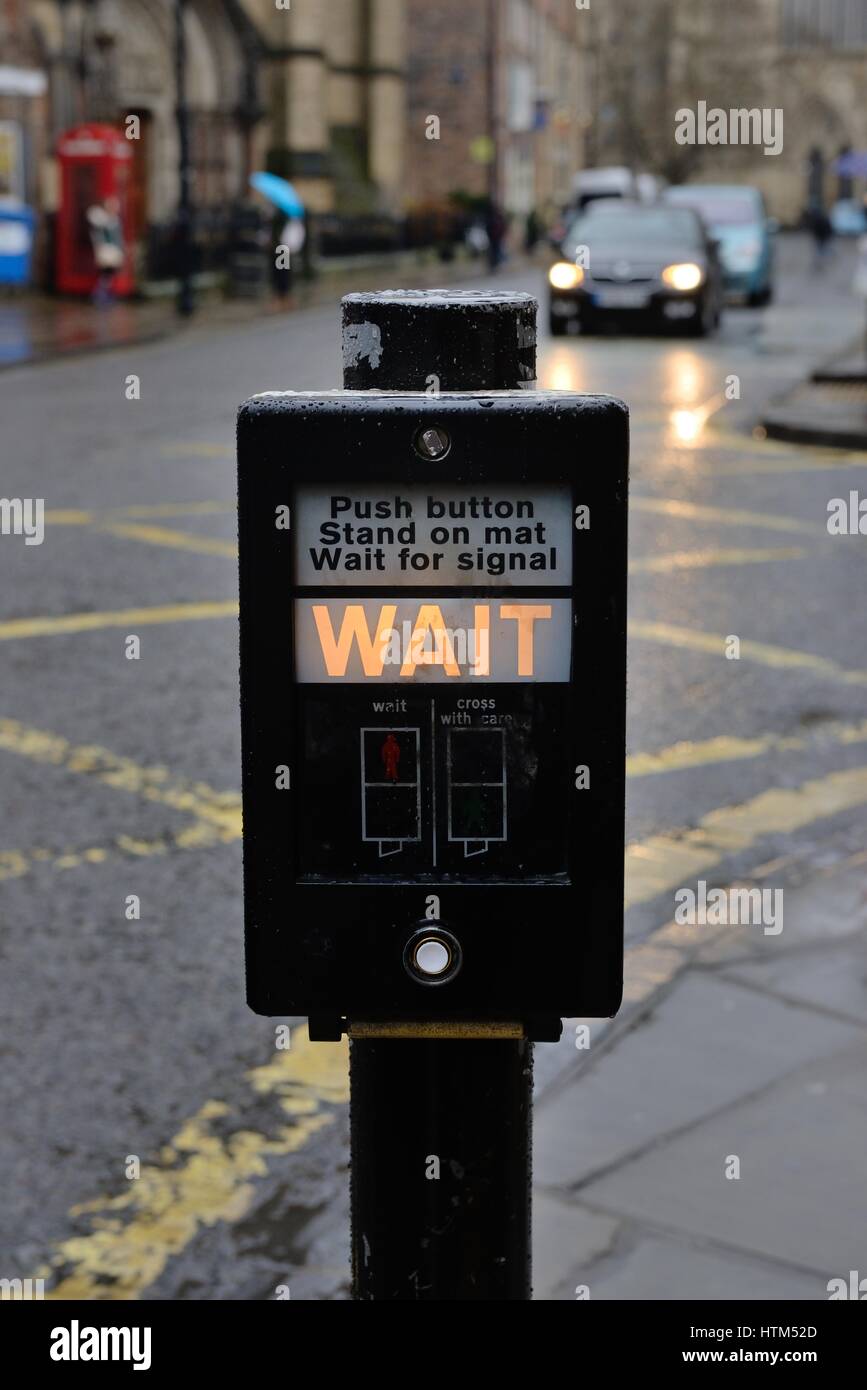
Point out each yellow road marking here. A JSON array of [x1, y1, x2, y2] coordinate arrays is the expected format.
[[43, 510, 95, 526], [634, 424, 867, 474], [44, 502, 237, 557], [632, 411, 867, 468], [630, 496, 817, 535], [0, 600, 238, 641], [625, 765, 867, 908], [700, 427, 804, 456], [30, 758, 867, 1297], [46, 502, 234, 527], [629, 619, 867, 686], [620, 906, 748, 1007], [100, 522, 238, 558], [627, 718, 867, 777], [4, 710, 864, 879], [629, 448, 862, 480], [0, 717, 240, 835], [40, 1029, 349, 1300], [713, 454, 867, 477], [0, 822, 234, 881], [630, 546, 805, 574], [109, 502, 233, 519], [0, 716, 240, 880]]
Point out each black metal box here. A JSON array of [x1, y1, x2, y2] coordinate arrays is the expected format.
[[238, 391, 628, 1030]]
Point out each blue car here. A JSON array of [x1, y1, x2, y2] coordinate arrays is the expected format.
[[663, 184, 776, 305]]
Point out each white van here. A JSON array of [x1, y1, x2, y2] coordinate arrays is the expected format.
[[572, 167, 638, 211]]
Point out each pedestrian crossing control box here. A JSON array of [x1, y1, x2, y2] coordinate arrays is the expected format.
[[238, 390, 628, 1035]]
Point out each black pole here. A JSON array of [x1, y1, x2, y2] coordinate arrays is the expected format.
[[350, 1037, 532, 1300], [487, 0, 499, 211], [343, 289, 537, 1301], [174, 0, 194, 318]]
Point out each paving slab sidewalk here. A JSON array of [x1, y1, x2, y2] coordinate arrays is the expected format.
[[0, 249, 512, 372], [532, 859, 867, 1300], [760, 238, 867, 449]]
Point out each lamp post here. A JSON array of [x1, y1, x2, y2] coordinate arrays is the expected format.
[[174, 0, 195, 317], [55, 0, 93, 130], [486, 0, 499, 212]]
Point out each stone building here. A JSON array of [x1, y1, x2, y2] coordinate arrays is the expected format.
[[0, 2, 50, 210], [404, 0, 587, 221], [583, 0, 867, 222], [770, 0, 867, 218], [251, 0, 406, 216], [8, 0, 407, 283]]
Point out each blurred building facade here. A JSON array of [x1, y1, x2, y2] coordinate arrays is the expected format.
[[405, 0, 588, 224], [11, 0, 864, 284], [244, 0, 406, 216], [6, 0, 407, 283], [0, 1, 50, 209], [772, 0, 867, 217], [583, 0, 867, 221]]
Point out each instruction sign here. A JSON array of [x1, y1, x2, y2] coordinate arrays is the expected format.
[[294, 484, 573, 585]]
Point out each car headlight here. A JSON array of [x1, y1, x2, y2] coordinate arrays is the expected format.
[[549, 262, 585, 290], [661, 262, 704, 291]]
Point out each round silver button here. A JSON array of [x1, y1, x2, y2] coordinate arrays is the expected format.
[[414, 938, 451, 976], [404, 927, 462, 985]]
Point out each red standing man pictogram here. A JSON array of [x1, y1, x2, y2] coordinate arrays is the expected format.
[[381, 732, 401, 783]]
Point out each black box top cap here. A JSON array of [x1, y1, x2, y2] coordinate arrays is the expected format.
[[342, 289, 537, 310], [342, 289, 538, 392]]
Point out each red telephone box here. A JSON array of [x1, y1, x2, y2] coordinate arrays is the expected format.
[[56, 124, 135, 297]]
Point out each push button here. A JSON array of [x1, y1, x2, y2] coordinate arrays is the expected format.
[[404, 927, 462, 986], [414, 938, 451, 976]]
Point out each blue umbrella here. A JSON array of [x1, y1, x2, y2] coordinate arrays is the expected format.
[[249, 172, 305, 218]]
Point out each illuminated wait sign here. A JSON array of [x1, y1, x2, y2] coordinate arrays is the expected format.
[[294, 598, 571, 683]]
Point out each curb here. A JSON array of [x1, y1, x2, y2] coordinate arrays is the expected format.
[[0, 325, 174, 374], [762, 412, 867, 452], [0, 250, 505, 373], [761, 334, 867, 451]]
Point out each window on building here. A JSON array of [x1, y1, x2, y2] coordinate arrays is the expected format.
[[507, 60, 536, 134], [0, 121, 24, 200], [190, 111, 231, 208], [508, 0, 533, 51], [782, 0, 867, 48]]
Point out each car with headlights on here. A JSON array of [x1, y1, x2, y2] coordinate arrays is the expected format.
[[548, 204, 724, 337], [663, 183, 776, 305]]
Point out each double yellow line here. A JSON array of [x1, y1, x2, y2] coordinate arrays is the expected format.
[[2, 705, 861, 1298]]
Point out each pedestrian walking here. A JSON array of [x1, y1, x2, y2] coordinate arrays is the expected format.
[[86, 197, 124, 305], [271, 213, 305, 306], [525, 208, 540, 254], [465, 220, 489, 259], [807, 205, 834, 271], [853, 232, 867, 363], [485, 201, 507, 272]]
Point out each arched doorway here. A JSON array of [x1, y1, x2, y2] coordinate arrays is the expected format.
[[48, 0, 249, 279]]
